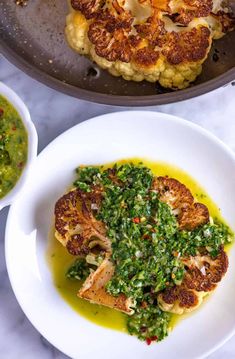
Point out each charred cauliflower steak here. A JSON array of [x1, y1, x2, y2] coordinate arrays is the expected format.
[[54, 163, 233, 343], [65, 0, 234, 89], [153, 176, 229, 314], [152, 176, 210, 230], [55, 187, 111, 254], [54, 187, 134, 314]]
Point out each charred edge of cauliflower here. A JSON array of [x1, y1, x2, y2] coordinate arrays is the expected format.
[[158, 285, 207, 315], [151, 176, 210, 230], [158, 247, 228, 314], [54, 187, 111, 256]]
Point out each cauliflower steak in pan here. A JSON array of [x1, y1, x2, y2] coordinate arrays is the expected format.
[[65, 0, 234, 89]]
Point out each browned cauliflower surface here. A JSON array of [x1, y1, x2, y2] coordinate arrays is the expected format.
[[65, 0, 234, 89], [79, 257, 134, 313], [152, 176, 209, 230], [54, 187, 134, 313], [55, 188, 111, 255], [158, 247, 228, 314]]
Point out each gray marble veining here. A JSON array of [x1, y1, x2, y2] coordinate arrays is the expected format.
[[0, 55, 234, 359]]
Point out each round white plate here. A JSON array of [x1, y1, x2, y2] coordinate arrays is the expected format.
[[5, 111, 235, 359]]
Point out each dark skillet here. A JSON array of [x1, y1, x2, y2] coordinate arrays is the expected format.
[[0, 0, 234, 106]]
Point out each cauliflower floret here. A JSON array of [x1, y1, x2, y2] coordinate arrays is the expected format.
[[152, 174, 227, 316], [65, 11, 90, 55], [152, 176, 209, 229], [158, 248, 228, 314], [54, 187, 111, 255], [182, 249, 229, 291], [205, 15, 224, 39], [65, 0, 234, 90], [158, 286, 207, 315], [159, 63, 202, 89]]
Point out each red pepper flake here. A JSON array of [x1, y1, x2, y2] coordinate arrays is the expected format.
[[146, 336, 158, 345], [142, 234, 150, 240], [0, 108, 4, 117], [140, 301, 148, 309], [12, 126, 17, 131], [17, 161, 24, 169], [132, 217, 140, 224]]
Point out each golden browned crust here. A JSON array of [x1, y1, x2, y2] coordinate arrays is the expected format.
[[134, 16, 167, 47], [182, 248, 228, 291], [71, 0, 101, 19], [79, 257, 134, 314], [160, 285, 199, 308], [212, 11, 235, 33], [163, 27, 211, 65], [158, 248, 228, 314], [152, 176, 209, 230], [133, 47, 160, 67], [179, 202, 209, 230], [88, 17, 133, 62], [54, 188, 111, 254], [152, 176, 194, 209], [71, 0, 213, 66], [175, 0, 213, 25], [152, 174, 212, 314], [55, 187, 133, 314], [55, 187, 134, 314]]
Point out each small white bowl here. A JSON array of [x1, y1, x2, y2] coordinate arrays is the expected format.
[[0, 82, 38, 210]]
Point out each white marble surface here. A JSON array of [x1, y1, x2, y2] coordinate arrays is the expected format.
[[0, 54, 235, 359]]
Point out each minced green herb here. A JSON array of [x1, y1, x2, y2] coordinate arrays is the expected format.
[[127, 300, 170, 342], [66, 258, 91, 280], [67, 163, 232, 343], [0, 95, 28, 199]]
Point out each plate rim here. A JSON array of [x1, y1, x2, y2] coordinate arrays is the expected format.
[[5, 111, 235, 359]]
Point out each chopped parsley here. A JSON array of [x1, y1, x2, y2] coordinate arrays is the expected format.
[[66, 258, 91, 280], [0, 95, 28, 198], [67, 162, 232, 343]]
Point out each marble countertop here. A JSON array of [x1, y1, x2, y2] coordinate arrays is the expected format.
[[0, 55, 235, 359]]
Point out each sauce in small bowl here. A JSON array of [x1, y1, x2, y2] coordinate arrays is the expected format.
[[0, 83, 37, 210]]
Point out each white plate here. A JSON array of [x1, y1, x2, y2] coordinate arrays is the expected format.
[[5, 111, 235, 359]]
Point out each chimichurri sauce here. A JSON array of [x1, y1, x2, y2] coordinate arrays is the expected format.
[[0, 95, 28, 199], [48, 159, 234, 344]]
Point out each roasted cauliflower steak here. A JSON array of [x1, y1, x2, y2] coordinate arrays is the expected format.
[[152, 176, 209, 230], [54, 187, 134, 314], [79, 257, 134, 313], [153, 176, 229, 314], [55, 175, 229, 317], [55, 187, 111, 254], [65, 0, 234, 89]]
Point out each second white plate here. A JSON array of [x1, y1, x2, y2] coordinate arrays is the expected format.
[[5, 111, 235, 359]]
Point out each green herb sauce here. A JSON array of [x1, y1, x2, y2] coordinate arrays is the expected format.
[[0, 95, 28, 198], [48, 159, 233, 344]]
